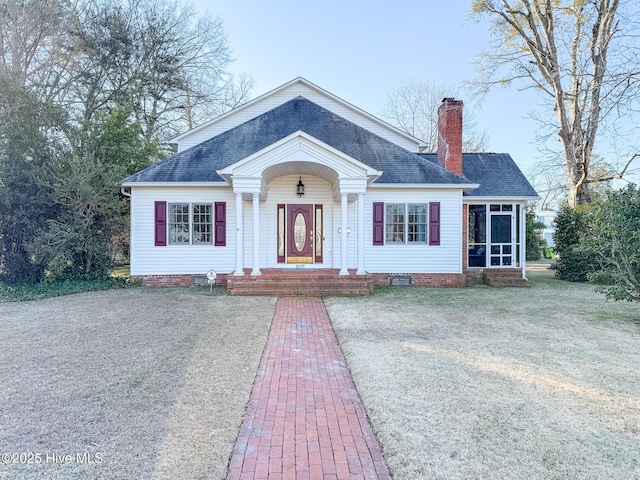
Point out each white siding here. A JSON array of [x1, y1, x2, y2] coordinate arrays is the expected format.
[[130, 186, 236, 275], [130, 183, 463, 275], [175, 83, 420, 153], [363, 189, 463, 274]]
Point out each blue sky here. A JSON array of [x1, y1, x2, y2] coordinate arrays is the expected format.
[[191, 0, 544, 174]]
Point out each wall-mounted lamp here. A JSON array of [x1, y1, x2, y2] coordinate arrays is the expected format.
[[296, 176, 305, 197], [338, 228, 351, 234]]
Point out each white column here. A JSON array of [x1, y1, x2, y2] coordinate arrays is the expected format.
[[251, 193, 261, 276], [520, 204, 527, 279], [234, 193, 244, 275], [356, 192, 365, 275], [339, 193, 349, 275]]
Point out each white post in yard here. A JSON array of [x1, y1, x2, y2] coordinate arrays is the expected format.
[[356, 192, 365, 275], [234, 192, 244, 276], [251, 192, 261, 276], [340, 193, 349, 275]]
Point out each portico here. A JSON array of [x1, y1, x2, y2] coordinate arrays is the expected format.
[[216, 131, 381, 276]]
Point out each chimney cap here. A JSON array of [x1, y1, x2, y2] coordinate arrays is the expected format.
[[442, 97, 455, 102]]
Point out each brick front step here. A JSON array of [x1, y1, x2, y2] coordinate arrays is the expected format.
[[227, 269, 374, 296], [482, 268, 528, 287]]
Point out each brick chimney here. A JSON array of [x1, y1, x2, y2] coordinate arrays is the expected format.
[[437, 98, 463, 175]]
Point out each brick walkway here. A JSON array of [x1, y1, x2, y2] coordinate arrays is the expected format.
[[227, 297, 391, 480]]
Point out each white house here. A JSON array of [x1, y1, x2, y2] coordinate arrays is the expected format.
[[536, 210, 557, 248], [121, 78, 539, 295]]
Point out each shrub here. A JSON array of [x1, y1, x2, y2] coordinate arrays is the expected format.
[[552, 203, 598, 282], [526, 211, 545, 261], [0, 277, 130, 302], [586, 184, 640, 301]]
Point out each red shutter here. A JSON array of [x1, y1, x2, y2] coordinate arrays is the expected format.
[[373, 202, 384, 245], [155, 201, 166, 246], [429, 202, 440, 246], [215, 202, 226, 246]]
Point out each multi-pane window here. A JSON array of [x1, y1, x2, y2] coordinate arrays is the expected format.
[[386, 204, 405, 243], [169, 204, 190, 244], [407, 205, 427, 243], [386, 204, 427, 244], [192, 204, 212, 243], [168, 203, 213, 245]]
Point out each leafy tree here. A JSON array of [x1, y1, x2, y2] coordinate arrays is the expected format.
[[88, 106, 155, 177], [525, 211, 545, 261], [472, 0, 640, 207], [28, 154, 121, 279], [0, 0, 253, 283], [382, 79, 489, 152], [0, 76, 66, 284], [552, 203, 599, 282], [28, 107, 152, 279], [586, 184, 640, 301]]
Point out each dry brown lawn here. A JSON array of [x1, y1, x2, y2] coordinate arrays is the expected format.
[[325, 270, 640, 480], [2, 270, 640, 480], [0, 288, 275, 480]]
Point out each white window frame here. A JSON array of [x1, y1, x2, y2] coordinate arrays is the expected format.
[[168, 203, 214, 246], [385, 203, 428, 245], [169, 203, 190, 245], [192, 204, 213, 244]]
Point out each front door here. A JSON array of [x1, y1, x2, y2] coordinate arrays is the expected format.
[[287, 204, 313, 263]]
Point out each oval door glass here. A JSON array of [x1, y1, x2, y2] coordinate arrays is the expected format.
[[294, 213, 306, 251]]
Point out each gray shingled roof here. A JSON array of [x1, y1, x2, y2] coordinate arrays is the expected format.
[[123, 97, 473, 185], [419, 153, 538, 198]]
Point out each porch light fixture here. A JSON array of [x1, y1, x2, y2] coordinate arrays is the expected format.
[[296, 176, 305, 196]]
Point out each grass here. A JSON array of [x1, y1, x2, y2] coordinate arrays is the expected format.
[[325, 270, 640, 480], [0, 289, 276, 480], [2, 268, 639, 479]]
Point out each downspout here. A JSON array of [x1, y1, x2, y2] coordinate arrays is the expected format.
[[121, 187, 131, 197]]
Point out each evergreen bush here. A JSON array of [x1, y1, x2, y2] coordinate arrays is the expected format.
[[551, 203, 598, 282]]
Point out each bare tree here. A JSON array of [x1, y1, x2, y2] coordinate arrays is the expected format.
[[67, 0, 254, 146], [382, 79, 490, 152], [472, 0, 640, 206], [528, 153, 618, 210], [527, 164, 568, 211], [0, 0, 254, 149], [0, 0, 80, 102]]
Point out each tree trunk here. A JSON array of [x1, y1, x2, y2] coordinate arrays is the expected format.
[[568, 181, 591, 207], [563, 134, 592, 207]]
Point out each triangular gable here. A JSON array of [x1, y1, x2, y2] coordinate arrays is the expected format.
[[169, 77, 426, 153], [217, 131, 383, 200], [218, 131, 381, 179]]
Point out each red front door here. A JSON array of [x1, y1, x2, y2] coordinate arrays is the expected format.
[[287, 204, 313, 263]]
